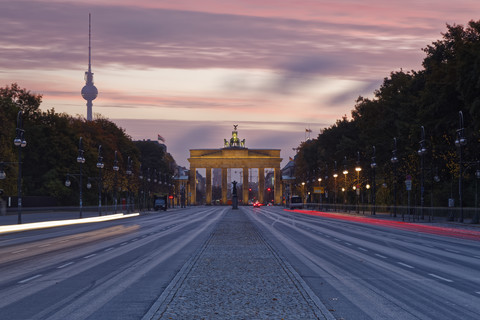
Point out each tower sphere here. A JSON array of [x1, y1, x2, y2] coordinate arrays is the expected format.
[[81, 84, 98, 101]]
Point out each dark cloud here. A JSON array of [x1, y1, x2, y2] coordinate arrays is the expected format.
[[324, 79, 383, 107], [0, 0, 433, 74]]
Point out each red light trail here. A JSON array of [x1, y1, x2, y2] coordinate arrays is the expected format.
[[285, 209, 480, 241]]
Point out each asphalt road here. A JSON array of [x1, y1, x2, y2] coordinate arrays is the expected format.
[[1, 206, 480, 319], [0, 207, 227, 320], [246, 206, 480, 319]]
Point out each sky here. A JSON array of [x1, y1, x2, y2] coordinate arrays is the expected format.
[[1, 0, 478, 168]]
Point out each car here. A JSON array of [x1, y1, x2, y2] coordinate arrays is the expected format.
[[289, 195, 303, 209], [253, 201, 263, 207], [154, 196, 167, 211]]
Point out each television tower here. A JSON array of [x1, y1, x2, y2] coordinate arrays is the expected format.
[[81, 13, 98, 121]]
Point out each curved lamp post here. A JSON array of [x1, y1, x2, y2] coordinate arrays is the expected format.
[[14, 111, 27, 224], [418, 126, 427, 220], [391, 138, 399, 218], [96, 145, 104, 216], [455, 111, 466, 223], [370, 146, 377, 215]]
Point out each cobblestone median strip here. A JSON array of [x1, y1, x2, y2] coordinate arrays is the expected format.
[[143, 209, 334, 320]]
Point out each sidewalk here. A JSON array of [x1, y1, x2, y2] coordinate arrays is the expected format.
[[0, 210, 104, 226], [143, 209, 334, 320]]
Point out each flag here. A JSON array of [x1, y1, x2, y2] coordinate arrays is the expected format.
[[157, 134, 165, 142]]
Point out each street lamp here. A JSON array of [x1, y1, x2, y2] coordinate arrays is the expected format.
[[126, 156, 133, 213], [343, 156, 348, 209], [333, 161, 338, 210], [96, 145, 104, 216], [76, 137, 86, 218], [370, 146, 377, 215], [391, 138, 399, 218], [317, 177, 322, 207], [455, 111, 466, 223], [14, 111, 27, 224], [301, 181, 306, 204], [139, 164, 144, 210], [473, 161, 480, 224], [355, 151, 362, 213], [418, 126, 427, 220], [113, 151, 119, 214]]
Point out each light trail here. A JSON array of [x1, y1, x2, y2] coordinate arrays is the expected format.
[[0, 213, 140, 234]]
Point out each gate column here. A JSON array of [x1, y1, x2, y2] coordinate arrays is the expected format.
[[190, 168, 196, 205], [222, 168, 228, 205], [243, 167, 249, 205], [206, 167, 212, 205], [258, 167, 265, 203], [274, 167, 282, 204]]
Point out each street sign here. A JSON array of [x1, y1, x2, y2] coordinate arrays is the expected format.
[[314, 187, 324, 194], [405, 175, 412, 191]]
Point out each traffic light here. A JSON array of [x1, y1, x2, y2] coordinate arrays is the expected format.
[[267, 188, 271, 192]]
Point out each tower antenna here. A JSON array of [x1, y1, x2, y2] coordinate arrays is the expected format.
[[81, 13, 98, 121]]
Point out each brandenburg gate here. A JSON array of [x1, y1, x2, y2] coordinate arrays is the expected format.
[[188, 125, 283, 205]]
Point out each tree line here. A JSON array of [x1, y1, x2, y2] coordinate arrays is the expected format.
[[293, 20, 480, 213], [0, 83, 175, 207]]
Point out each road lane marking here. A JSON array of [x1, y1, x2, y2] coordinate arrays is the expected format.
[[104, 247, 114, 252], [397, 262, 414, 269], [445, 249, 460, 254], [375, 254, 387, 259], [429, 273, 453, 282], [358, 247, 368, 252], [57, 262, 74, 269], [38, 244, 51, 248], [18, 274, 42, 284], [120, 242, 128, 246], [476, 291, 480, 295], [83, 254, 97, 259], [344, 242, 352, 246], [12, 249, 27, 254]]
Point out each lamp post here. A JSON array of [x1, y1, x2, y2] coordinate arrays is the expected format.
[[333, 161, 338, 211], [301, 182, 306, 204], [343, 156, 348, 210], [96, 145, 104, 216], [455, 111, 466, 223], [76, 137, 85, 217], [126, 156, 133, 213], [147, 168, 151, 210], [370, 146, 377, 215], [391, 138, 399, 218], [418, 126, 427, 220], [355, 152, 362, 213], [317, 177, 322, 208], [113, 151, 119, 213], [14, 111, 27, 224], [139, 164, 144, 211], [473, 161, 480, 224]]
